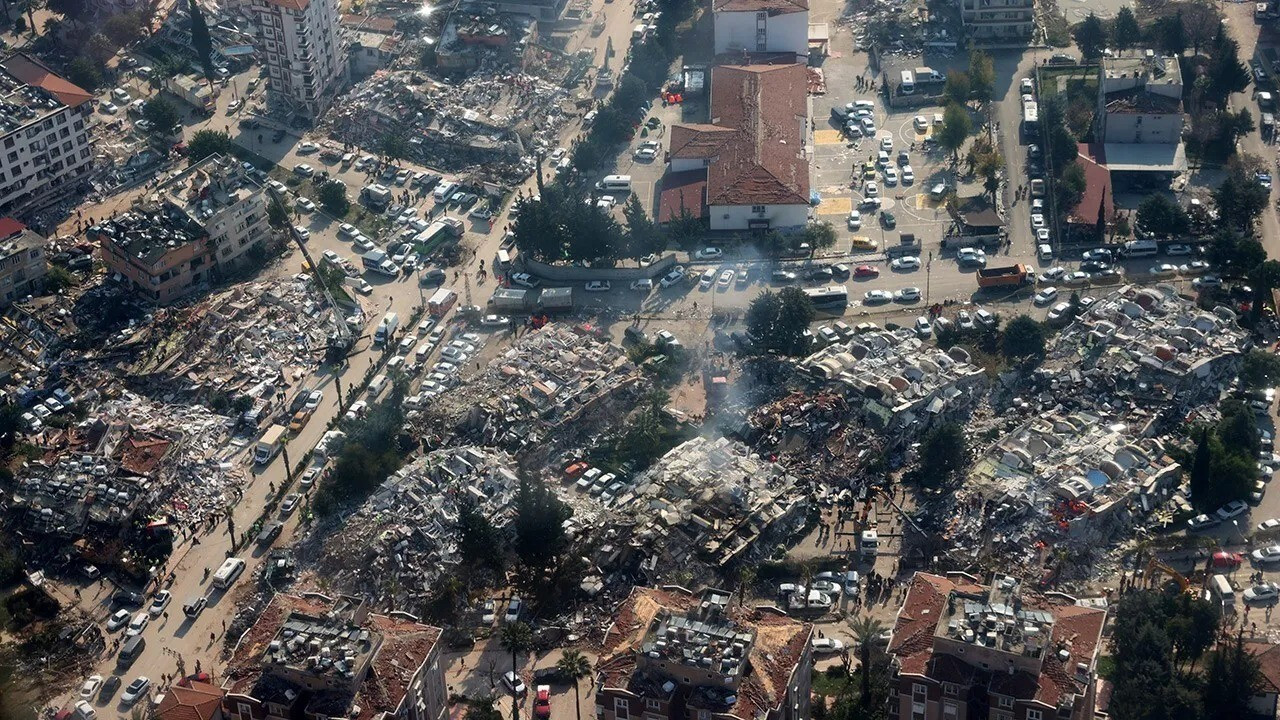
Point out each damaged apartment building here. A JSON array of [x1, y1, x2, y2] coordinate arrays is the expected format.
[[948, 409, 1182, 572], [800, 329, 988, 444], [437, 325, 647, 452], [886, 573, 1106, 720], [313, 447, 523, 603], [608, 436, 807, 578], [92, 154, 270, 304], [223, 592, 448, 720], [1040, 285, 1249, 410], [595, 586, 813, 720], [436, 4, 538, 73]]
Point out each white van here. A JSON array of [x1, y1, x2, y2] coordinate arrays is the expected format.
[[414, 341, 433, 367], [212, 558, 245, 590], [367, 373, 389, 398], [496, 248, 513, 269], [433, 181, 459, 202], [632, 23, 646, 40], [1123, 239, 1159, 257], [595, 175, 632, 192], [1210, 573, 1235, 609], [900, 70, 915, 95]]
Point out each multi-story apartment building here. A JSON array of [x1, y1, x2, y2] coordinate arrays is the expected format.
[[0, 54, 95, 217], [958, 0, 1034, 41], [0, 217, 46, 306], [92, 154, 268, 304], [222, 593, 448, 720], [886, 573, 1107, 720], [712, 0, 809, 59], [1093, 52, 1187, 180], [595, 587, 813, 720], [254, 0, 346, 118]]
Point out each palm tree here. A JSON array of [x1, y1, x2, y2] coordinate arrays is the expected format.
[[556, 649, 592, 720], [499, 621, 534, 720], [848, 614, 886, 707]]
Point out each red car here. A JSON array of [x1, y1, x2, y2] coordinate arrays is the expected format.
[[563, 462, 589, 479], [534, 685, 552, 719], [854, 265, 879, 278]]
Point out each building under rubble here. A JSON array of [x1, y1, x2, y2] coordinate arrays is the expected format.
[[436, 5, 538, 73], [93, 154, 270, 304], [886, 572, 1106, 720], [223, 592, 448, 720], [9, 454, 152, 538], [800, 329, 988, 442], [595, 586, 813, 720]]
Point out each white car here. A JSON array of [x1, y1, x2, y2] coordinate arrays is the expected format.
[[957, 311, 975, 331], [511, 273, 539, 288], [80, 675, 103, 700], [293, 163, 315, 177], [1218, 500, 1250, 520], [148, 590, 171, 617], [1259, 518, 1280, 532], [1034, 287, 1058, 305], [338, 223, 358, 238], [891, 256, 921, 271], [1031, 214, 1045, 229], [1245, 583, 1280, 604], [901, 165, 914, 184], [699, 268, 716, 289], [121, 676, 150, 706], [502, 670, 527, 695], [864, 181, 880, 198], [863, 290, 892, 303], [634, 147, 658, 161], [584, 280, 611, 292], [1047, 302, 1071, 323], [913, 115, 928, 132], [914, 317, 932, 337], [1253, 545, 1280, 564], [847, 210, 861, 229], [125, 612, 148, 637], [344, 401, 369, 422], [812, 638, 846, 654], [1149, 263, 1177, 276], [297, 197, 316, 212], [694, 247, 723, 260], [1193, 275, 1222, 288], [883, 166, 899, 185], [1040, 267, 1066, 281], [895, 287, 922, 301], [74, 701, 96, 720], [292, 225, 309, 241], [880, 135, 893, 151], [717, 269, 734, 288], [107, 608, 131, 631], [659, 267, 686, 288], [1021, 77, 1034, 94], [100, 101, 119, 114], [297, 141, 319, 154]]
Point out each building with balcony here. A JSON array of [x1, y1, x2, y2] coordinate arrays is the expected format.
[[0, 54, 95, 217], [595, 586, 813, 720], [162, 154, 269, 271], [959, 0, 1034, 41], [222, 593, 447, 720], [712, 0, 809, 60], [254, 0, 346, 118], [886, 573, 1107, 720], [0, 218, 47, 306]]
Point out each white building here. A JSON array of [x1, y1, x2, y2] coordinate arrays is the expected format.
[[162, 154, 270, 271], [0, 54, 95, 217], [1095, 52, 1187, 179], [664, 62, 810, 232], [712, 0, 809, 59], [959, 0, 1034, 41], [254, 0, 346, 118]]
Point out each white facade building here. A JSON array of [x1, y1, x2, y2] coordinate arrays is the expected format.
[[0, 54, 95, 217], [254, 0, 346, 118], [162, 154, 270, 271], [712, 0, 809, 59]]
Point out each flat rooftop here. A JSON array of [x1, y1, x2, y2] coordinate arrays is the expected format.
[[0, 54, 92, 135], [91, 208, 206, 265], [934, 574, 1054, 660], [161, 153, 262, 220]]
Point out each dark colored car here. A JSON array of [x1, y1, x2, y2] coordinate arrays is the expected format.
[[112, 591, 145, 607], [100, 675, 122, 702], [881, 212, 897, 229], [1080, 261, 1111, 273]]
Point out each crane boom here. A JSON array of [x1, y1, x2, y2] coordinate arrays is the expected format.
[[287, 228, 354, 360]]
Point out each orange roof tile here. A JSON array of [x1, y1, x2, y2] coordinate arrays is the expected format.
[[1, 54, 92, 107], [155, 680, 223, 720]]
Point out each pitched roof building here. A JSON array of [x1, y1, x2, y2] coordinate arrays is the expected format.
[[595, 586, 812, 720], [664, 62, 809, 232], [155, 679, 225, 720], [887, 573, 1106, 720]]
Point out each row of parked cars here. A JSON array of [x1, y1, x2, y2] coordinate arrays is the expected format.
[[22, 387, 76, 431]]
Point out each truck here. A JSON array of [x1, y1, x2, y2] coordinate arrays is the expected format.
[[538, 287, 573, 311], [362, 183, 392, 210], [416, 220, 458, 251], [976, 264, 1030, 288], [361, 249, 398, 277], [490, 287, 529, 311], [254, 424, 286, 464], [913, 66, 943, 83], [373, 312, 399, 345], [165, 74, 216, 113], [428, 288, 458, 317]]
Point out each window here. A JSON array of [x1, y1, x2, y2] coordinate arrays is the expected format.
[[236, 702, 253, 719], [997, 696, 1013, 709], [942, 701, 957, 717], [1026, 711, 1043, 720], [3, 137, 12, 148], [943, 683, 958, 697], [645, 699, 660, 711], [614, 698, 629, 717], [751, 205, 765, 214], [756, 11, 766, 18], [912, 683, 927, 701]]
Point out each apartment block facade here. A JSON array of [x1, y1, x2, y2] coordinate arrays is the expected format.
[[255, 0, 346, 118], [959, 0, 1034, 41], [0, 217, 46, 306]]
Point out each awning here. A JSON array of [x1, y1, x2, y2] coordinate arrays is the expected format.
[[1102, 143, 1187, 173]]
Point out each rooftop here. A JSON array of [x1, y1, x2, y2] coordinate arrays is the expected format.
[[160, 153, 263, 221], [154, 679, 224, 720], [713, 0, 808, 13], [639, 591, 755, 683], [0, 217, 44, 260], [932, 574, 1055, 660], [1102, 52, 1182, 88], [1068, 144, 1113, 226], [0, 54, 91, 134], [90, 208, 206, 266]]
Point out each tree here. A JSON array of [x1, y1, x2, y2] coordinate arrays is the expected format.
[[1059, 161, 1087, 210], [1095, 190, 1108, 242], [1214, 171, 1270, 231], [1189, 428, 1212, 507], [316, 179, 350, 216], [13, 15, 25, 34], [556, 649, 592, 720], [1205, 29, 1251, 106], [465, 696, 504, 720], [623, 194, 663, 259], [1002, 315, 1046, 361], [1203, 630, 1264, 720], [187, 130, 232, 163], [936, 103, 971, 161], [1240, 349, 1280, 390], [917, 423, 967, 486], [975, 152, 1003, 200], [1112, 6, 1141, 50], [456, 496, 504, 574], [943, 71, 971, 107], [47, 0, 86, 19], [142, 97, 180, 134], [1183, 2, 1223, 57], [1074, 13, 1108, 60], [803, 221, 838, 251], [746, 287, 815, 356], [1136, 194, 1190, 237], [848, 615, 886, 707], [189, 0, 216, 87], [968, 51, 995, 103], [381, 132, 410, 164], [513, 475, 572, 572], [1158, 11, 1187, 56], [499, 622, 534, 720], [84, 33, 115, 64], [267, 197, 290, 229], [104, 11, 144, 45]]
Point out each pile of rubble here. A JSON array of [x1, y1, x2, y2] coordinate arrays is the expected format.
[[431, 325, 648, 454], [300, 446, 525, 604]]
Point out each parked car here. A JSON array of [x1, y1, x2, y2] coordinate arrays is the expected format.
[[148, 590, 171, 617], [80, 675, 103, 700], [502, 671, 527, 695], [121, 676, 151, 706]]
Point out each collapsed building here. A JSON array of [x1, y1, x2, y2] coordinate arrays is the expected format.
[[223, 593, 448, 720], [799, 329, 988, 442], [437, 4, 539, 73], [433, 325, 647, 452], [594, 586, 813, 720], [9, 455, 151, 538]]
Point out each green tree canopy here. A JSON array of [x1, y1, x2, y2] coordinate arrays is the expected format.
[[746, 287, 815, 356], [1001, 315, 1046, 361], [456, 496, 505, 574], [937, 103, 972, 160], [186, 130, 233, 164], [967, 50, 995, 102], [1136, 194, 1190, 237], [943, 71, 971, 107], [142, 97, 180, 134], [189, 0, 216, 86], [316, 179, 350, 216], [916, 423, 968, 486], [65, 56, 102, 91], [1073, 13, 1108, 60], [803, 221, 838, 251], [1112, 6, 1141, 50], [513, 475, 572, 572], [622, 194, 664, 259], [1214, 170, 1269, 231], [1240, 349, 1280, 390]]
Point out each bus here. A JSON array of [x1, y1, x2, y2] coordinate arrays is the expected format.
[[212, 558, 246, 590], [1021, 100, 1039, 140], [803, 285, 849, 310], [1122, 239, 1159, 258]]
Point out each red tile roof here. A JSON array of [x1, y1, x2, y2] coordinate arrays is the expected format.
[[1, 54, 92, 107], [1246, 641, 1280, 694], [356, 613, 443, 720], [155, 680, 223, 720], [671, 63, 810, 208], [262, 0, 308, 10], [1069, 143, 1114, 227], [657, 171, 708, 223], [713, 0, 807, 14], [224, 594, 329, 695], [341, 13, 398, 33], [0, 217, 25, 239]]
